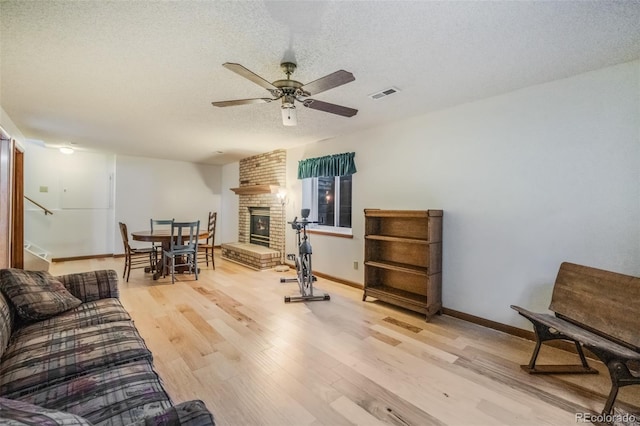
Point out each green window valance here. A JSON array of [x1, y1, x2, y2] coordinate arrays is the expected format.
[[297, 152, 357, 179]]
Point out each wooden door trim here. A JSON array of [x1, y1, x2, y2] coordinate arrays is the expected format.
[[11, 147, 24, 268], [0, 137, 12, 268]]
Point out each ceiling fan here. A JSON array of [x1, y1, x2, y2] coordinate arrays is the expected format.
[[211, 62, 358, 126]]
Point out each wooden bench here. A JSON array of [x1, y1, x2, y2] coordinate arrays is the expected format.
[[511, 262, 640, 416]]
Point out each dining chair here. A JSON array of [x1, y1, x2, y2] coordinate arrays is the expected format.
[[197, 211, 217, 269], [118, 222, 154, 282], [163, 220, 200, 284], [150, 218, 174, 271]]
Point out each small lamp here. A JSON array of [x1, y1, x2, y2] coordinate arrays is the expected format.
[[275, 187, 290, 272], [277, 188, 287, 205]]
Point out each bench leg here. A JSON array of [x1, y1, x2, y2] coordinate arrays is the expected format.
[[586, 347, 640, 416], [603, 380, 619, 417], [574, 341, 593, 370], [526, 338, 544, 370], [521, 322, 599, 374]]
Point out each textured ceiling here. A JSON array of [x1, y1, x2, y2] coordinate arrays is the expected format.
[[1, 1, 639, 165]]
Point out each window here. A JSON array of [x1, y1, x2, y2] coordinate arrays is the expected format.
[[302, 175, 352, 233], [298, 151, 356, 235]]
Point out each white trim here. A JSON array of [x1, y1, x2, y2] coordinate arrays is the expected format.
[[308, 224, 353, 236], [0, 125, 11, 141]]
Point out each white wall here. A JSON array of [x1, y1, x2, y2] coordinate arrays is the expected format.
[[220, 162, 239, 245], [283, 60, 640, 329], [114, 155, 222, 253], [20, 146, 223, 258], [23, 142, 116, 257]]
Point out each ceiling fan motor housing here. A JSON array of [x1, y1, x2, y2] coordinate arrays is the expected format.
[[271, 80, 308, 100]]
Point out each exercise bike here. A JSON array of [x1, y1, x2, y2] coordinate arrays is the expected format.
[[280, 209, 330, 303]]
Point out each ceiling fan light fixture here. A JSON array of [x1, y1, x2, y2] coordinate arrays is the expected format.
[[281, 105, 297, 126], [59, 146, 74, 155]]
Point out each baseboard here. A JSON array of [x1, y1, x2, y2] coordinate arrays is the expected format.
[[52, 253, 115, 262], [52, 247, 222, 263], [442, 307, 534, 340]]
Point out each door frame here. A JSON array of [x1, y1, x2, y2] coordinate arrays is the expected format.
[[11, 146, 24, 268], [0, 135, 12, 268]]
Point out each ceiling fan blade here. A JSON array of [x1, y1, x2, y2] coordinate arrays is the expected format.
[[303, 99, 358, 117], [222, 63, 277, 90], [301, 70, 355, 96], [211, 98, 275, 107]]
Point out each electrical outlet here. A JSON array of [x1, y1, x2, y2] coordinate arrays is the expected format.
[[39, 186, 48, 193], [353, 261, 358, 270]]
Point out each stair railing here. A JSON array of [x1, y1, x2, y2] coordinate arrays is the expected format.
[[24, 196, 53, 215]]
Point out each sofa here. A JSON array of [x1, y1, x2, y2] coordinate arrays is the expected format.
[[0, 268, 215, 425]]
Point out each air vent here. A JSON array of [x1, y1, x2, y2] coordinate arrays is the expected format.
[[368, 86, 400, 100]]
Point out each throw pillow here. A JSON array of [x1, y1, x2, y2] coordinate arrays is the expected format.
[[0, 269, 82, 321], [0, 397, 93, 425]]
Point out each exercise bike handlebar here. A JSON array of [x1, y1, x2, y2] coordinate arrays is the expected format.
[[288, 216, 318, 230]]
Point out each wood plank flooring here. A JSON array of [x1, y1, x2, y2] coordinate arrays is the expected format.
[[49, 254, 640, 426]]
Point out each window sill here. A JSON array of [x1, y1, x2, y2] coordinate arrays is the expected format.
[[307, 229, 353, 239]]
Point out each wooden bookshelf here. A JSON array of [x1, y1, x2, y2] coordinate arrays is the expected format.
[[363, 209, 443, 321]]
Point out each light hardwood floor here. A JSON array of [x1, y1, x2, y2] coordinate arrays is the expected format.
[[50, 254, 640, 426]]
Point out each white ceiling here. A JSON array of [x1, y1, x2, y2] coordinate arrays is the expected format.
[[1, 1, 639, 165]]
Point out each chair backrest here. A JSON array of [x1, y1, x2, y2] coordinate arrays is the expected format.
[[550, 262, 640, 351], [118, 222, 132, 252], [151, 219, 174, 233], [207, 212, 217, 244], [170, 221, 200, 252]]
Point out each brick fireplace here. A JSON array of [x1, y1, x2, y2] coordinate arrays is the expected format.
[[221, 149, 286, 270]]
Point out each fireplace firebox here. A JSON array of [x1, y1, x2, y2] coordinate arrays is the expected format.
[[249, 207, 270, 247]]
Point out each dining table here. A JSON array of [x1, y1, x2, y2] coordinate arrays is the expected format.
[[131, 228, 209, 280]]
